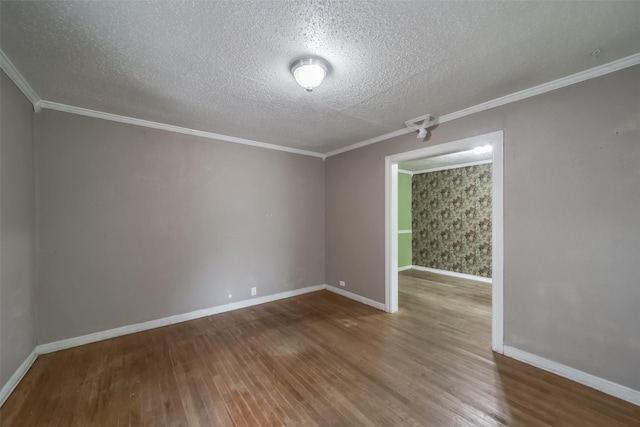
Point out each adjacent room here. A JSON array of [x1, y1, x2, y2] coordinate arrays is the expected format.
[[1, 1, 639, 425], [394, 146, 497, 398], [396, 147, 495, 359]]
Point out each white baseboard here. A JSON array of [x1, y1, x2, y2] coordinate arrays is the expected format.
[[410, 265, 492, 284], [0, 350, 37, 407], [3, 292, 637, 411], [503, 346, 640, 406], [36, 284, 326, 355], [397, 265, 412, 272], [325, 285, 386, 311]]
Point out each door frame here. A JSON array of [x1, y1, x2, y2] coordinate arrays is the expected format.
[[384, 131, 504, 353]]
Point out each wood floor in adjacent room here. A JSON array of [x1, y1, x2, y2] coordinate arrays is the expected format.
[[2, 270, 638, 426]]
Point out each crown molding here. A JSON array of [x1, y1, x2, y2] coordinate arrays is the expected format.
[[436, 52, 640, 125], [39, 101, 325, 158], [324, 127, 413, 157], [0, 50, 41, 111], [3, 46, 639, 159], [0, 48, 324, 158], [324, 52, 640, 158]]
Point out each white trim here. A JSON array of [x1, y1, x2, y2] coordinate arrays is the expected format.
[[326, 52, 640, 158], [4, 51, 637, 160], [397, 265, 412, 272], [385, 131, 503, 164], [3, 300, 636, 410], [0, 51, 41, 111], [411, 159, 492, 175], [0, 46, 322, 158], [503, 346, 640, 407], [0, 350, 37, 407], [387, 162, 399, 313], [398, 169, 413, 175], [325, 285, 386, 311], [0, 46, 323, 158], [325, 128, 413, 157], [385, 131, 504, 354], [3, 47, 639, 158], [410, 265, 492, 284], [440, 52, 640, 124], [39, 101, 325, 158], [4, 283, 393, 405], [36, 285, 325, 354], [398, 229, 412, 234], [491, 135, 504, 353]]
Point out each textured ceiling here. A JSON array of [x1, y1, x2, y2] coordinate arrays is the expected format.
[[2, 1, 639, 153], [400, 150, 492, 173]]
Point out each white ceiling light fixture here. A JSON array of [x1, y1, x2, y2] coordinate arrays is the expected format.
[[473, 145, 493, 154], [290, 57, 329, 92]]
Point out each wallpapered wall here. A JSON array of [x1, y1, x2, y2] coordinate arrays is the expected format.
[[412, 163, 492, 277]]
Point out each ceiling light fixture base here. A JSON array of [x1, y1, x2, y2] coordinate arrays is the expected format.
[[405, 114, 438, 140]]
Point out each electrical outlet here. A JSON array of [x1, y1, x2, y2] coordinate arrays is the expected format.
[[339, 280, 346, 287], [251, 287, 257, 296], [228, 294, 233, 299]]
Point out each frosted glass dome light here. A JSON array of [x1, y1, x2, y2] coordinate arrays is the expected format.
[[291, 58, 329, 92]]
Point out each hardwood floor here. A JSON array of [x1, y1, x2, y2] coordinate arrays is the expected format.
[[2, 270, 638, 426]]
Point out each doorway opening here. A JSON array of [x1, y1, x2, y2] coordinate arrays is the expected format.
[[385, 131, 504, 353]]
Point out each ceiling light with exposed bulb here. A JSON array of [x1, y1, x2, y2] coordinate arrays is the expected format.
[[404, 114, 437, 140], [290, 58, 329, 92]]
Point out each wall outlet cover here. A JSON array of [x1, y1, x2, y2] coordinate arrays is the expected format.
[[339, 281, 346, 287], [251, 287, 257, 296]]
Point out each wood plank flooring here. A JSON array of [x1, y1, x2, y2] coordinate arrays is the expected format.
[[1, 270, 638, 426]]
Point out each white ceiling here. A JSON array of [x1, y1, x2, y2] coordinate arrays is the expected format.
[[399, 149, 492, 173], [2, 1, 639, 154]]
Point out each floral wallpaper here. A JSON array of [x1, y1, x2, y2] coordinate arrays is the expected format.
[[412, 164, 492, 278]]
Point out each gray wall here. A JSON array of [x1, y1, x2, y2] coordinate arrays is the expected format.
[[36, 110, 325, 343], [326, 65, 640, 390], [0, 71, 37, 389]]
